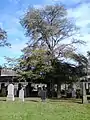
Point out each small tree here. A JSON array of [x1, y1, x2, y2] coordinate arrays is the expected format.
[[17, 48, 52, 82]]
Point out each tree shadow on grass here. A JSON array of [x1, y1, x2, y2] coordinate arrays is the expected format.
[[0, 100, 6, 101], [49, 98, 82, 104], [0, 98, 6, 101], [26, 99, 39, 102], [25, 98, 40, 102]]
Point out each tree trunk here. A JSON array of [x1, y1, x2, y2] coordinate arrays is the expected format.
[[57, 81, 61, 98]]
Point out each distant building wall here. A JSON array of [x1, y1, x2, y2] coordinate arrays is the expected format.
[[0, 68, 18, 76]]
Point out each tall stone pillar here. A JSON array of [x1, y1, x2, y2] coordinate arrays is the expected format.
[[82, 82, 88, 104]]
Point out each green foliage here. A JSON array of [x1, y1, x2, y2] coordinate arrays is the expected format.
[[70, 53, 88, 77], [45, 59, 79, 84], [3, 57, 19, 69], [0, 28, 11, 47], [19, 4, 85, 84], [18, 48, 52, 82]]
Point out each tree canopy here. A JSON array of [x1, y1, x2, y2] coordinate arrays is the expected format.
[[20, 4, 83, 61], [19, 4, 84, 83]]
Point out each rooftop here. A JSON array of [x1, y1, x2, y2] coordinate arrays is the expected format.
[[0, 68, 18, 77]]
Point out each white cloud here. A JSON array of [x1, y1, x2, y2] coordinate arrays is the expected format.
[[44, 0, 88, 6], [67, 3, 90, 55], [68, 3, 90, 20], [10, 41, 27, 52], [33, 5, 43, 9]]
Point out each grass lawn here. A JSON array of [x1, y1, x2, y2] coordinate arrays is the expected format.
[[0, 98, 90, 120]]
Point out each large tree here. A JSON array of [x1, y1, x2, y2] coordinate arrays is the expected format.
[[20, 4, 84, 97], [20, 4, 82, 60]]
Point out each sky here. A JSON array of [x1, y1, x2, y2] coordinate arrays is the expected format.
[[0, 0, 90, 65]]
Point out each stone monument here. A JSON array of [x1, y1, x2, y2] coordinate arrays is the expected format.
[[7, 83, 15, 101], [72, 88, 76, 98], [82, 82, 88, 104], [19, 88, 24, 102]]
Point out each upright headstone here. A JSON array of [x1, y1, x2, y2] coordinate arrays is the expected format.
[[14, 88, 17, 97], [40, 86, 47, 102], [17, 83, 22, 97], [19, 88, 24, 102], [82, 82, 88, 104], [1, 83, 6, 96], [89, 83, 90, 93], [2, 87, 6, 96], [72, 88, 76, 98], [24, 87, 27, 97], [86, 82, 88, 89], [7, 83, 15, 101]]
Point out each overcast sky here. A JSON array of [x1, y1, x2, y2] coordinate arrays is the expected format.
[[0, 0, 90, 65]]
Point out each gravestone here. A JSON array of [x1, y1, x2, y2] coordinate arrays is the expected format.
[[2, 87, 6, 96], [25, 83, 33, 97], [1, 83, 6, 96], [82, 82, 88, 104], [19, 88, 24, 102], [39, 86, 47, 102], [17, 83, 22, 97], [24, 87, 27, 97], [14, 84, 18, 97], [14, 88, 17, 97], [72, 89, 76, 98], [86, 82, 88, 89], [88, 84, 90, 93], [7, 83, 15, 101]]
